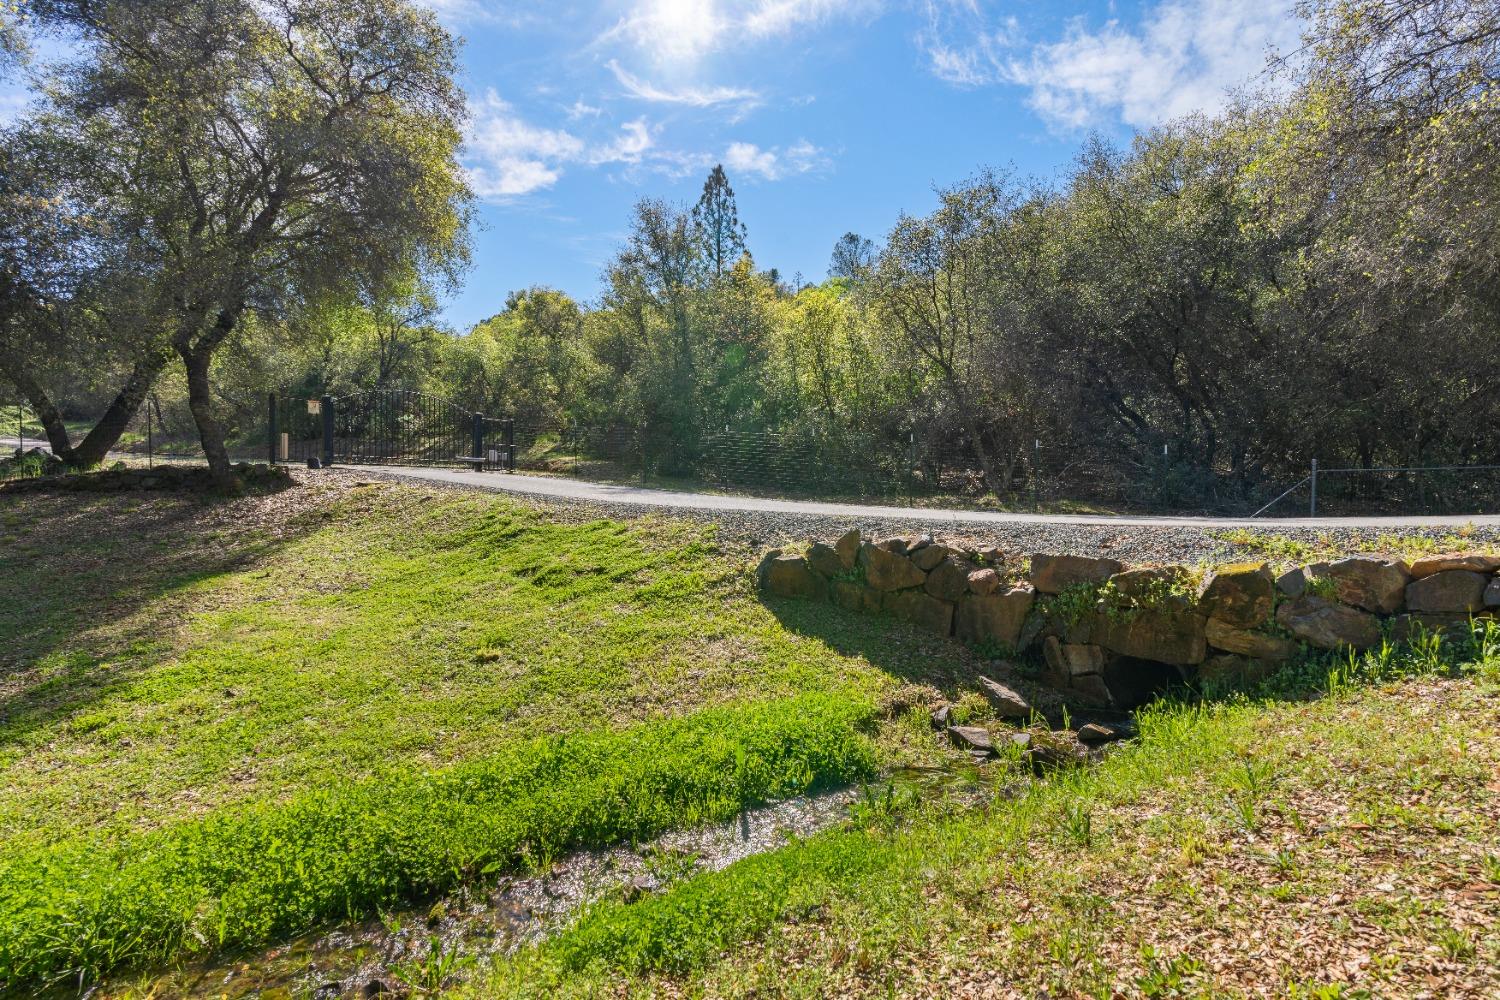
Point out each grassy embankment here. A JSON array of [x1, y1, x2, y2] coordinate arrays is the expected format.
[[478, 635, 1500, 997], [0, 476, 962, 990], [4, 474, 1498, 995]]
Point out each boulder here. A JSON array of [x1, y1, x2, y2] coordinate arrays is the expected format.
[[1325, 557, 1410, 614], [806, 542, 844, 578], [1274, 596, 1380, 650], [975, 675, 1033, 719], [1066, 673, 1115, 709], [1199, 563, 1275, 627], [1022, 730, 1088, 770], [1391, 612, 1497, 643], [975, 546, 1005, 566], [1197, 653, 1278, 688], [1043, 639, 1107, 678], [1092, 605, 1208, 666], [1109, 566, 1192, 602], [1405, 570, 1489, 614], [1030, 553, 1124, 594], [1487, 577, 1500, 608], [947, 725, 994, 755], [877, 536, 914, 554], [860, 542, 927, 591], [955, 585, 1035, 649], [910, 544, 951, 572], [1408, 553, 1500, 579], [834, 529, 861, 569], [831, 580, 882, 614], [1016, 610, 1047, 652], [966, 567, 1001, 595], [925, 557, 972, 603], [1076, 721, 1132, 743], [929, 704, 951, 729], [1204, 618, 1299, 662], [1276, 563, 1330, 599], [884, 589, 954, 635], [761, 555, 823, 600]]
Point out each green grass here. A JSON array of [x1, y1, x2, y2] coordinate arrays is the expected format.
[[1211, 526, 1500, 566], [0, 477, 959, 991], [0, 695, 876, 989], [471, 628, 1500, 997]]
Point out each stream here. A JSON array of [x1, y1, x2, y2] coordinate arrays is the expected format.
[[92, 750, 1076, 998]]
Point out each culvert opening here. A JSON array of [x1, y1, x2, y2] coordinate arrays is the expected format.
[[1103, 657, 1187, 710]]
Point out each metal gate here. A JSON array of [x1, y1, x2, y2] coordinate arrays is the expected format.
[[268, 391, 515, 470]]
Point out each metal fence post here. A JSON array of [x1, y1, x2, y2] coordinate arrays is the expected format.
[[1310, 458, 1319, 518], [1032, 438, 1040, 511], [268, 393, 277, 466], [321, 395, 334, 467], [504, 417, 516, 472], [471, 412, 484, 466]]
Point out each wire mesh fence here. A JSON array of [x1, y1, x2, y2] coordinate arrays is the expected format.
[[1250, 464, 1500, 518], [10, 389, 1499, 518]]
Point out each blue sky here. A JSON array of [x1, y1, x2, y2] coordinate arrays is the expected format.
[[3, 0, 1303, 329], [439, 0, 1301, 328]]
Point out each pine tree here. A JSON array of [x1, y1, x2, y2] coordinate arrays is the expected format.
[[690, 164, 747, 279]]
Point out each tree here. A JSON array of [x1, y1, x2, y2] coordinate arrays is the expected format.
[[0, 1, 26, 75], [0, 120, 179, 468], [29, 0, 471, 486], [827, 232, 874, 280], [690, 165, 747, 280]]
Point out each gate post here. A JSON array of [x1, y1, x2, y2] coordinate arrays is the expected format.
[[268, 393, 277, 466], [472, 412, 484, 467], [321, 395, 334, 468], [505, 418, 516, 472]]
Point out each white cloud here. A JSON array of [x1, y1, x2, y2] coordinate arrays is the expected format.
[[723, 139, 828, 180], [915, 1, 1020, 87], [1008, 0, 1299, 129], [725, 141, 780, 177], [922, 0, 1300, 130], [607, 59, 761, 109], [465, 91, 659, 200], [604, 0, 878, 67], [590, 117, 654, 164]]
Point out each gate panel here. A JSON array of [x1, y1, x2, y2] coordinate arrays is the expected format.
[[332, 390, 472, 467]]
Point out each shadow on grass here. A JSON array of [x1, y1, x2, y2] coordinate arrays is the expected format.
[[761, 593, 1014, 703], [762, 589, 1500, 727], [0, 479, 321, 747]]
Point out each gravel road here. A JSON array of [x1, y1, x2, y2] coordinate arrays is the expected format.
[[346, 467, 1500, 566]]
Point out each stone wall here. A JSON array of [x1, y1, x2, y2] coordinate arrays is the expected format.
[[758, 531, 1500, 709]]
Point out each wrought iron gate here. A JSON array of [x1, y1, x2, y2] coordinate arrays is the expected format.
[[268, 391, 515, 470]]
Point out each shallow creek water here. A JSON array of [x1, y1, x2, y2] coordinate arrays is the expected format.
[[97, 759, 1043, 999]]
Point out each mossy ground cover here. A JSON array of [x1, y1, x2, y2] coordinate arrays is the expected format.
[[476, 638, 1500, 998], [0, 474, 966, 990]]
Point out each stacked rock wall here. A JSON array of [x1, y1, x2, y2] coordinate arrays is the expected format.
[[758, 531, 1500, 709]]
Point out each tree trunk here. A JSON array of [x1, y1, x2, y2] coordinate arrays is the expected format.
[[1, 361, 76, 459], [69, 352, 172, 468], [2, 347, 170, 468], [181, 343, 236, 490]]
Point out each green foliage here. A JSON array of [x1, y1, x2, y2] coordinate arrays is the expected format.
[[477, 628, 1500, 996], [391, 935, 476, 994], [0, 695, 877, 989], [1036, 582, 1102, 630]]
